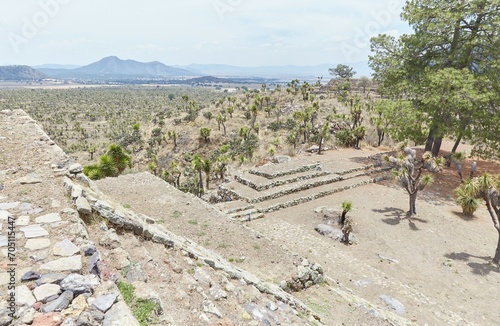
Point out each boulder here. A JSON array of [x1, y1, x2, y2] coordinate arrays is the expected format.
[[60, 274, 100, 295], [76, 197, 92, 216]]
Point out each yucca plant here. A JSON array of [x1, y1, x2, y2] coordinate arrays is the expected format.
[[455, 186, 479, 217], [340, 201, 353, 225]]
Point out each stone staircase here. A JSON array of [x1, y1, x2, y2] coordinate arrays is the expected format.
[[215, 159, 392, 221]]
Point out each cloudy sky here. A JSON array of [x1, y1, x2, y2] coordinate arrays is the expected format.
[[0, 0, 411, 67]]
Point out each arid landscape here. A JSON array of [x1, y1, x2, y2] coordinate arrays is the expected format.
[[1, 105, 499, 325], [1, 1, 500, 325]]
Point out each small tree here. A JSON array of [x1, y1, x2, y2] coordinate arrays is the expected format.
[[191, 154, 205, 196], [357, 76, 371, 93], [385, 145, 443, 216], [311, 122, 330, 155], [455, 173, 500, 264], [340, 201, 353, 244], [168, 130, 178, 148], [329, 64, 356, 80], [200, 127, 211, 143]]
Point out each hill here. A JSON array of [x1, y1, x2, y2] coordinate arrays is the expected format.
[[39, 56, 194, 79], [0, 65, 46, 80]]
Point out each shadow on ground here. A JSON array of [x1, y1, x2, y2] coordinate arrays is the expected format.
[[373, 207, 428, 231], [451, 210, 478, 221], [445, 252, 500, 275]]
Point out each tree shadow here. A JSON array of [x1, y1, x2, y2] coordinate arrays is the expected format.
[[451, 210, 477, 221], [374, 207, 427, 231], [444, 252, 500, 275]]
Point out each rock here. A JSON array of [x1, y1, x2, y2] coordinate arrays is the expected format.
[[99, 229, 121, 249], [380, 294, 405, 315], [61, 318, 76, 326], [21, 271, 42, 282], [132, 281, 163, 314], [92, 293, 119, 313], [18, 306, 36, 324], [194, 267, 212, 287], [61, 294, 87, 319], [202, 299, 222, 318], [17, 285, 36, 307], [71, 185, 83, 200], [32, 312, 63, 326], [307, 145, 320, 153], [69, 222, 90, 240], [33, 283, 61, 302], [209, 284, 228, 301], [82, 244, 97, 256], [125, 264, 147, 283], [271, 155, 292, 164], [0, 210, 11, 220], [18, 202, 44, 215], [102, 300, 140, 326], [109, 247, 130, 269], [53, 239, 80, 257], [68, 163, 83, 174], [35, 213, 62, 224], [76, 197, 92, 216], [17, 215, 30, 226], [60, 274, 100, 295], [43, 290, 74, 312], [0, 202, 20, 210], [314, 224, 336, 236], [40, 256, 82, 273], [20, 224, 49, 238], [314, 206, 326, 214], [245, 303, 275, 325], [266, 301, 278, 311], [17, 175, 42, 185], [89, 251, 101, 275], [76, 310, 102, 326], [36, 273, 68, 286]]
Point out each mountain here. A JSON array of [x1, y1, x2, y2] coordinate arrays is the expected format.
[[0, 65, 46, 81], [34, 64, 81, 70], [175, 62, 372, 80], [40, 56, 194, 79]]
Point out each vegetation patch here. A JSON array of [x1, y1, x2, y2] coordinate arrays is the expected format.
[[118, 281, 159, 326]]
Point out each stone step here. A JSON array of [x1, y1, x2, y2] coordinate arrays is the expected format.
[[250, 173, 392, 214], [212, 200, 254, 214], [248, 160, 320, 179], [235, 169, 332, 191], [228, 208, 260, 220], [224, 166, 391, 205]]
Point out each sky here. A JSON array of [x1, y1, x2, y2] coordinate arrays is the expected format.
[[0, 0, 412, 67]]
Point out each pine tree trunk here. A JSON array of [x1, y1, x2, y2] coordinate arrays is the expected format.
[[425, 128, 435, 152], [431, 137, 443, 157]]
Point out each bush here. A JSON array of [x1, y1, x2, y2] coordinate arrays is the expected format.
[[335, 129, 356, 147], [267, 121, 283, 132]]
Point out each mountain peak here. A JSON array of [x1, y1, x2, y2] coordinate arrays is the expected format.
[[0, 65, 46, 80]]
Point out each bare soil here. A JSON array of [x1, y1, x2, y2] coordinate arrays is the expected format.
[[96, 140, 500, 325]]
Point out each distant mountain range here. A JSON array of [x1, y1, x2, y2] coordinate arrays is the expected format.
[[0, 65, 46, 81], [38, 56, 194, 79], [4, 56, 372, 82], [174, 63, 371, 79]]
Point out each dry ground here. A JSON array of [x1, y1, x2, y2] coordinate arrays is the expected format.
[[249, 143, 500, 325], [95, 138, 500, 324]]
